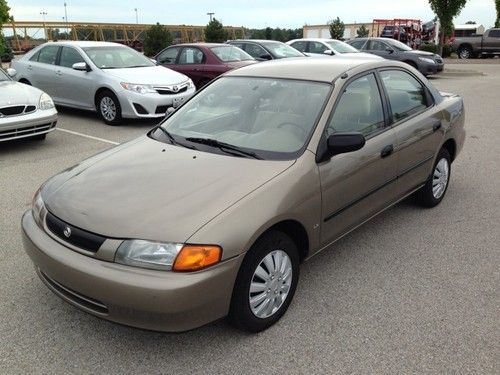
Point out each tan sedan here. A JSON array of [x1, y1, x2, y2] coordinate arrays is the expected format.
[[22, 58, 465, 332]]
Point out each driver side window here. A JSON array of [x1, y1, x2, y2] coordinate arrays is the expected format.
[[326, 73, 385, 137]]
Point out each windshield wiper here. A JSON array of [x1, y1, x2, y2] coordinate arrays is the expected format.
[[185, 137, 262, 159], [156, 127, 196, 149]]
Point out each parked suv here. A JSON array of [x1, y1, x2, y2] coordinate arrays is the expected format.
[[226, 40, 306, 60], [347, 37, 444, 76], [452, 28, 500, 59]]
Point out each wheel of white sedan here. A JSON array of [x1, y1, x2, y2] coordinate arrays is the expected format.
[[97, 90, 122, 125], [415, 148, 451, 207], [229, 230, 299, 332]]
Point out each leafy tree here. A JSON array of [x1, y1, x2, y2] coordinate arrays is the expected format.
[[356, 24, 369, 38], [329, 17, 345, 40], [265, 27, 272, 40], [465, 20, 476, 24], [144, 23, 172, 57], [428, 0, 468, 54], [0, 0, 10, 58], [204, 18, 226, 43], [495, 0, 500, 28]]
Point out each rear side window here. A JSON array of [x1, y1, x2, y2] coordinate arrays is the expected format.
[[327, 73, 385, 137], [59, 47, 85, 68], [380, 70, 428, 121], [290, 41, 307, 52], [37, 45, 60, 65], [489, 30, 500, 37]]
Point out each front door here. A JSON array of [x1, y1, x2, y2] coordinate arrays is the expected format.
[[173, 47, 207, 87], [319, 72, 398, 246], [366, 40, 396, 60]]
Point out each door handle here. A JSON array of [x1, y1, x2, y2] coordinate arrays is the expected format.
[[55, 70, 62, 76], [433, 121, 442, 132], [380, 144, 394, 158], [27, 65, 33, 70]]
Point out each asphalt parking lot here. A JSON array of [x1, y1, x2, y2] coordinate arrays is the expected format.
[[1, 64, 499, 374]]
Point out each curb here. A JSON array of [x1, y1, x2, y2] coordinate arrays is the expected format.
[[440, 69, 485, 77]]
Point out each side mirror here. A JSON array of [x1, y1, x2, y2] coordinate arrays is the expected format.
[[165, 106, 176, 118], [259, 53, 272, 60], [323, 49, 334, 55], [327, 132, 366, 156], [72, 62, 90, 71], [386, 48, 394, 54], [149, 58, 157, 65], [6, 68, 17, 77]]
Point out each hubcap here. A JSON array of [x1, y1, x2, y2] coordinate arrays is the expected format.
[[460, 49, 470, 59], [432, 158, 449, 199], [249, 250, 292, 319], [100, 97, 116, 121]]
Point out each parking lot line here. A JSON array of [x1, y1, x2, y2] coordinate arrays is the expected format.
[[56, 128, 120, 145]]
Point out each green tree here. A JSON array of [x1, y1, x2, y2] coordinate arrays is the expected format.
[[356, 24, 369, 37], [204, 18, 226, 42], [0, 0, 10, 59], [143, 23, 172, 57], [465, 20, 476, 24], [265, 27, 272, 39], [428, 0, 468, 54], [329, 17, 345, 40], [495, 0, 500, 28]]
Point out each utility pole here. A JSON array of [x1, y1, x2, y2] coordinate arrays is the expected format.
[[64, 3, 68, 24], [207, 12, 215, 22], [40, 11, 48, 40], [134, 8, 138, 24]]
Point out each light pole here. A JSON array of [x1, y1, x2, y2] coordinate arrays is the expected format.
[[207, 12, 215, 22], [64, 3, 68, 24], [40, 11, 48, 40], [134, 8, 138, 24]]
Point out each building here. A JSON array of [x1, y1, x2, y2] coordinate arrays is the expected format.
[[303, 22, 390, 40]]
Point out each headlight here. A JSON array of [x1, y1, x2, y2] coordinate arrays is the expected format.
[[39, 93, 54, 110], [115, 240, 221, 272], [418, 57, 436, 64], [187, 79, 195, 89], [120, 82, 157, 94], [32, 188, 46, 226]]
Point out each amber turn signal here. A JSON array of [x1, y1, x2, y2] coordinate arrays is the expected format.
[[172, 245, 222, 272]]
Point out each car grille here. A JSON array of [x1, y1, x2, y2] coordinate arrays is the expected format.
[[155, 86, 188, 95], [38, 270, 109, 315], [0, 105, 36, 117], [45, 211, 106, 253], [0, 122, 56, 141]]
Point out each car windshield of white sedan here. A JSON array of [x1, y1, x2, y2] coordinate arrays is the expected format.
[[161, 77, 330, 159], [262, 42, 304, 58], [210, 46, 254, 62], [82, 46, 155, 69], [327, 41, 359, 53], [0, 70, 9, 81]]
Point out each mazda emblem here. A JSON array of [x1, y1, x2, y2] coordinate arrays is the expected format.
[[63, 226, 72, 238]]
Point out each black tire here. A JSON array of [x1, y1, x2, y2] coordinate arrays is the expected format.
[[19, 79, 31, 85], [415, 148, 451, 208], [96, 90, 122, 125], [229, 230, 300, 332], [458, 45, 473, 60], [33, 133, 46, 141]]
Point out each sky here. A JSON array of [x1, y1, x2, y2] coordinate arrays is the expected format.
[[5, 0, 498, 29]]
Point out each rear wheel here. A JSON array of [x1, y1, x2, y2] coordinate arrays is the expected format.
[[229, 230, 299, 332], [415, 148, 451, 207], [97, 90, 122, 125]]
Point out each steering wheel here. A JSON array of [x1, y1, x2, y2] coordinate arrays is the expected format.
[[277, 122, 306, 138]]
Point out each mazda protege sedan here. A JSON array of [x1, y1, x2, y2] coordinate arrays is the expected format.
[[22, 58, 465, 332]]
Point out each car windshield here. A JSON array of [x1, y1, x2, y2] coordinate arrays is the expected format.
[[0, 69, 10, 81], [386, 39, 413, 51], [82, 46, 155, 69], [261, 42, 304, 58], [157, 76, 331, 160], [210, 46, 254, 62], [326, 40, 359, 53]]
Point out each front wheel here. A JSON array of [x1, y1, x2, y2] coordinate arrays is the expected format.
[[415, 148, 451, 207], [97, 91, 122, 125], [458, 46, 473, 59], [229, 230, 299, 332]]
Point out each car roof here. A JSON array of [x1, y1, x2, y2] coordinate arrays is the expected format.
[[225, 58, 404, 82], [289, 38, 336, 42], [42, 41, 123, 48], [171, 43, 227, 48], [229, 39, 285, 44]]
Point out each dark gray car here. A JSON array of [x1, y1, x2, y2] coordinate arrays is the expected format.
[[347, 37, 444, 76]]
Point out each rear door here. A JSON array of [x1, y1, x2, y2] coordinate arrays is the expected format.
[[54, 46, 95, 109], [319, 72, 398, 245], [378, 69, 444, 197], [27, 45, 61, 97]]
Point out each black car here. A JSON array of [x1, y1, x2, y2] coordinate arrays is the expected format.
[[347, 37, 444, 76], [226, 40, 306, 61]]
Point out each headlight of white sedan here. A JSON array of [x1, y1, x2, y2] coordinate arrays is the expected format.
[[115, 240, 222, 272], [120, 82, 157, 94], [39, 93, 55, 110], [418, 57, 436, 64]]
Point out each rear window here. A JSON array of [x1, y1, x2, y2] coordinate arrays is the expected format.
[[210, 46, 253, 62], [489, 29, 500, 37]]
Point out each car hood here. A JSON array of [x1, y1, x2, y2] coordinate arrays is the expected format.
[[103, 66, 189, 85], [0, 81, 43, 106], [337, 52, 383, 60], [42, 136, 294, 243], [407, 50, 435, 57], [225, 60, 258, 69]]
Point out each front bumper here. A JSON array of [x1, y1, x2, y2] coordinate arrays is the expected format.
[[21, 210, 243, 332], [0, 109, 57, 142], [117, 87, 196, 119]]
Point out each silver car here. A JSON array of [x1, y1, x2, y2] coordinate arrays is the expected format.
[[11, 41, 196, 125], [0, 67, 57, 142]]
